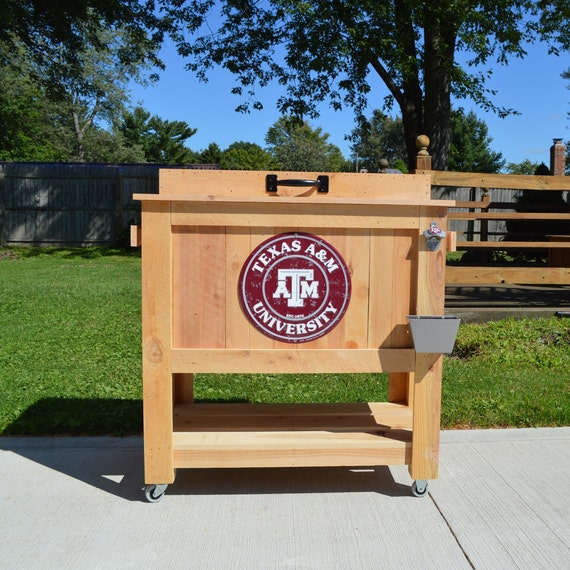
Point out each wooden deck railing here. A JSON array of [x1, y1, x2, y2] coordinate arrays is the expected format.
[[414, 136, 570, 285]]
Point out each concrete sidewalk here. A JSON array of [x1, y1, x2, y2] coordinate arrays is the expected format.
[[1, 428, 568, 569]]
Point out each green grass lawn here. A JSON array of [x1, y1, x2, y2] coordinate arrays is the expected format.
[[1, 247, 569, 435]]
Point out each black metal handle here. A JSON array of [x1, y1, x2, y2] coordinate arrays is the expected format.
[[266, 174, 329, 193]]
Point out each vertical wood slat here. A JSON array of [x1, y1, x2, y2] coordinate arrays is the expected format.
[[141, 201, 175, 484], [226, 228, 253, 348], [303, 228, 348, 350], [368, 231, 414, 348], [339, 229, 370, 350], [409, 206, 447, 481], [173, 227, 226, 348], [370, 230, 415, 409]]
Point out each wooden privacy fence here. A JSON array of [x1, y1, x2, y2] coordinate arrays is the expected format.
[[0, 162, 217, 246], [415, 138, 570, 286]]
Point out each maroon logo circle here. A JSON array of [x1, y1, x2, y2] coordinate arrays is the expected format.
[[238, 233, 351, 343]]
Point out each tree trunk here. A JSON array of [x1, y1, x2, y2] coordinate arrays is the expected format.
[[422, 17, 456, 171], [392, 0, 425, 171]]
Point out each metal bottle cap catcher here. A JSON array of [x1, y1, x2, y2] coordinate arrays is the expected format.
[[423, 221, 446, 251]]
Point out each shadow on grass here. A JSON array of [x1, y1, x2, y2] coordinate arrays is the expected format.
[[3, 398, 143, 436], [1, 246, 141, 260]]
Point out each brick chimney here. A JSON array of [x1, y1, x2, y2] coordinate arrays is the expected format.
[[550, 138, 567, 176]]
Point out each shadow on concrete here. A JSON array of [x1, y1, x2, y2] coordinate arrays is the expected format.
[[0, 437, 411, 503], [446, 284, 570, 309]]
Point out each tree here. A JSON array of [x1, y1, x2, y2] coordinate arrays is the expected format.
[[351, 107, 503, 173], [350, 111, 407, 173], [0, 50, 69, 161], [43, 27, 154, 161], [117, 107, 152, 156], [505, 160, 541, 175], [220, 142, 279, 170], [118, 107, 197, 163], [81, 127, 147, 163], [174, 1, 570, 171], [1, 12, 158, 162], [145, 117, 197, 163], [197, 143, 223, 165], [0, 1, 164, 78], [0, 48, 147, 162], [447, 109, 504, 173], [265, 118, 348, 171]]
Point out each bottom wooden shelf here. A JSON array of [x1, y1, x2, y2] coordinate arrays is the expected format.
[[171, 402, 412, 469]]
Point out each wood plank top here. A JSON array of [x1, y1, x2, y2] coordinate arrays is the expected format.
[[133, 192, 454, 208], [425, 170, 570, 191], [157, 169, 433, 200]]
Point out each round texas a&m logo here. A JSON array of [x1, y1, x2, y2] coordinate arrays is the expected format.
[[238, 233, 351, 343]]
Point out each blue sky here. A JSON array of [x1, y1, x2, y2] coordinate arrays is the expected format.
[[128, 39, 569, 170]]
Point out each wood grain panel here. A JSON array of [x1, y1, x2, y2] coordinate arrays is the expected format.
[[172, 227, 226, 348]]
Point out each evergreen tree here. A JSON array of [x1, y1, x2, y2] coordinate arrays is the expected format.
[[265, 118, 348, 172], [118, 107, 197, 163], [447, 109, 505, 173]]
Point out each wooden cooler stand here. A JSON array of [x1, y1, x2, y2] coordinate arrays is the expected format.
[[134, 170, 454, 502]]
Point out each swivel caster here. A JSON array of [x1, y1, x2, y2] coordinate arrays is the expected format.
[[411, 480, 428, 498], [144, 483, 168, 503]]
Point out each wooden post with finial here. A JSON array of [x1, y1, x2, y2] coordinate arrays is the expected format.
[[415, 135, 432, 171]]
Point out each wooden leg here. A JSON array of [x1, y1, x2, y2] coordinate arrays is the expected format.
[[387, 372, 413, 406], [143, 367, 175, 485], [173, 373, 194, 405], [409, 354, 442, 481]]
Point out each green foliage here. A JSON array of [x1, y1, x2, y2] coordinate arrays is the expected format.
[[0, 0, 164, 78], [197, 142, 223, 165], [145, 117, 197, 163], [505, 159, 541, 175], [351, 107, 504, 173], [117, 106, 197, 163], [265, 117, 348, 171], [447, 109, 505, 172], [0, 44, 72, 161], [219, 141, 280, 170], [3, 1, 568, 170], [0, 28, 156, 162], [349, 111, 407, 173], [175, 1, 569, 170], [48, 26, 154, 160]]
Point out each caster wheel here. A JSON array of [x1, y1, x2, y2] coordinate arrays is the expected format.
[[412, 480, 428, 498], [144, 483, 168, 503]]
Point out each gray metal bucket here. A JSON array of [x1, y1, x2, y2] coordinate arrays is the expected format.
[[407, 316, 460, 354]]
